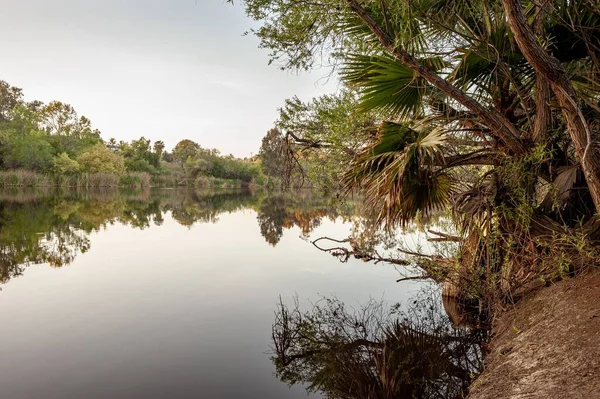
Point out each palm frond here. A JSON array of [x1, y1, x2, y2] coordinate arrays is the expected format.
[[346, 124, 453, 228], [540, 164, 581, 211], [341, 55, 442, 120]]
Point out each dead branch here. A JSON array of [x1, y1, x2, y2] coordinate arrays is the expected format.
[[311, 236, 410, 265]]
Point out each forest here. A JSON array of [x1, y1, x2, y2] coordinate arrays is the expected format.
[[0, 80, 265, 188]]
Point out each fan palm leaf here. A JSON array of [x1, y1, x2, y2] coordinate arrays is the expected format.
[[342, 55, 444, 120], [346, 122, 453, 228]]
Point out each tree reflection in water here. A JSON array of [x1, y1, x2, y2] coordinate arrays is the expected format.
[[271, 290, 486, 399], [0, 188, 486, 396], [0, 188, 361, 285]]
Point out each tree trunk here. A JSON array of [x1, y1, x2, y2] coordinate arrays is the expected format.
[[532, 75, 552, 143], [501, 0, 600, 212]]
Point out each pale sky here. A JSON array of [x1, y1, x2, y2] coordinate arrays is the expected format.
[[0, 0, 337, 157]]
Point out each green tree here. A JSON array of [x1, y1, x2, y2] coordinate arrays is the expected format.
[[38, 101, 101, 155], [172, 139, 200, 168], [0, 80, 24, 123], [271, 91, 377, 189], [52, 152, 80, 176], [121, 136, 160, 172], [258, 128, 286, 178], [3, 130, 53, 171], [77, 144, 125, 174], [153, 140, 165, 157]]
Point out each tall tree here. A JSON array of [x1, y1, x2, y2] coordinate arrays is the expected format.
[[258, 128, 287, 178], [0, 81, 23, 123], [172, 139, 200, 168], [153, 140, 165, 157]]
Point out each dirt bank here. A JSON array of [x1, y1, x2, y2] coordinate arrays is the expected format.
[[468, 270, 600, 399]]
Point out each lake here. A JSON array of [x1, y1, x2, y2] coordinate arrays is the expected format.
[[0, 188, 435, 399]]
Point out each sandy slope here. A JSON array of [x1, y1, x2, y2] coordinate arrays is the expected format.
[[469, 270, 600, 399]]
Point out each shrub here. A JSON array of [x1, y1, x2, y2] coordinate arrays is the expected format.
[[77, 144, 125, 175], [52, 153, 80, 176]]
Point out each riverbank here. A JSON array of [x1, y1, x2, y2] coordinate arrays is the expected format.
[[468, 269, 600, 398], [0, 170, 260, 189], [0, 170, 154, 188]]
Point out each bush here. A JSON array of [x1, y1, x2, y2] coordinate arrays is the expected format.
[[125, 158, 157, 174], [3, 131, 54, 171], [52, 153, 80, 176], [77, 144, 125, 175]]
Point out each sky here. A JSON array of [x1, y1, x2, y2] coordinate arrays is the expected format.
[[0, 0, 338, 157]]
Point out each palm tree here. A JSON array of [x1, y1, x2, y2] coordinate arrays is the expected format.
[[270, 0, 600, 302], [239, 0, 600, 303], [153, 140, 165, 155]]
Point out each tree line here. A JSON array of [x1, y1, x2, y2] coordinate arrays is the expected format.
[[0, 80, 264, 187]]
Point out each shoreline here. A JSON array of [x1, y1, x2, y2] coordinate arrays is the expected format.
[[468, 270, 600, 398]]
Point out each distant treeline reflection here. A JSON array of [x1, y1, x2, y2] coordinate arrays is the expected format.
[[0, 188, 358, 284]]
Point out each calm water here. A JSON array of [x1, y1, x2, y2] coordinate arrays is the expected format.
[[0, 188, 426, 399]]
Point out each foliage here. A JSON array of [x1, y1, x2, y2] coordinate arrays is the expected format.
[[3, 130, 54, 171], [0, 79, 258, 188], [258, 128, 286, 179], [173, 139, 200, 168], [52, 152, 81, 176], [77, 144, 126, 175], [0, 80, 23, 122], [259, 90, 378, 190], [120, 136, 162, 173], [185, 147, 263, 185], [39, 101, 102, 156], [238, 0, 600, 309]]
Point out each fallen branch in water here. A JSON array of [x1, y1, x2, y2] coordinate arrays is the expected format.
[[396, 275, 432, 283], [311, 236, 410, 265]]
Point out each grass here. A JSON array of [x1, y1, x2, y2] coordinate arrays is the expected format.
[[0, 170, 152, 188], [194, 175, 244, 188]]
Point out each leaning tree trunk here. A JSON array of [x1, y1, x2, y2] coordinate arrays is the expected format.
[[502, 0, 600, 213]]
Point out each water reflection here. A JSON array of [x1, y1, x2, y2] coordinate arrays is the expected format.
[[257, 193, 355, 245], [271, 290, 486, 399], [0, 188, 358, 285], [0, 188, 487, 398]]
